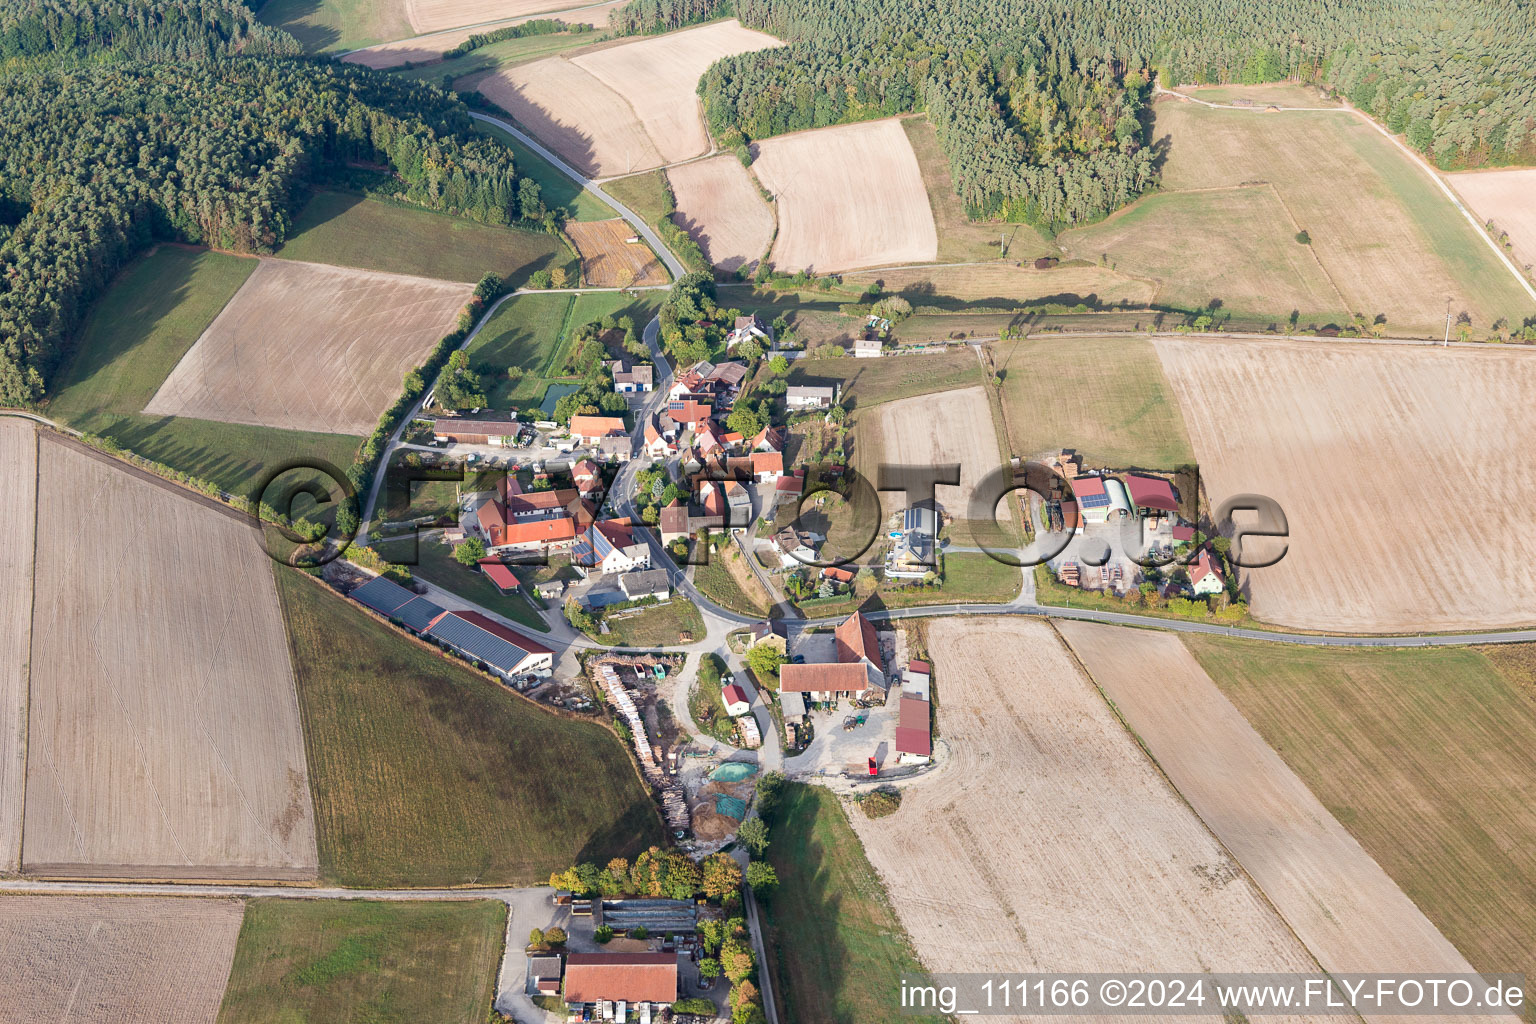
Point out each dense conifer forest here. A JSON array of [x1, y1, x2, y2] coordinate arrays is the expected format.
[[624, 0, 1536, 222], [0, 13, 531, 404]]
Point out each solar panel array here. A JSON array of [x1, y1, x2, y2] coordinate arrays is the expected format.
[[426, 612, 532, 672], [394, 595, 445, 633]]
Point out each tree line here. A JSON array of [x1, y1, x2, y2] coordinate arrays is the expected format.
[[0, 53, 544, 405], [615, 0, 1536, 228]]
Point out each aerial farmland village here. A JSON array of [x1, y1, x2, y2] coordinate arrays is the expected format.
[[4, 0, 1536, 1021]]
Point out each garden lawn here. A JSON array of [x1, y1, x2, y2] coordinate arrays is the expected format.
[[465, 291, 577, 409], [277, 569, 662, 886], [45, 245, 360, 494], [763, 784, 942, 1024], [595, 598, 706, 647], [375, 533, 548, 632], [217, 899, 505, 1024]]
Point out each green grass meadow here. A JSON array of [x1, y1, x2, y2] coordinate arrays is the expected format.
[[45, 245, 361, 494], [278, 190, 573, 284], [217, 899, 505, 1024], [276, 568, 664, 886], [763, 784, 943, 1024]]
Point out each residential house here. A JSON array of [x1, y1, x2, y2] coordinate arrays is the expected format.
[[751, 425, 786, 453], [659, 499, 691, 544], [774, 473, 804, 507], [527, 956, 562, 999], [505, 488, 580, 521], [429, 417, 519, 445], [723, 480, 753, 526], [775, 526, 818, 568], [750, 620, 788, 653], [695, 422, 726, 455], [562, 953, 679, 1012], [570, 459, 602, 500], [619, 568, 671, 602], [643, 418, 676, 458], [669, 361, 749, 402], [722, 683, 751, 717], [568, 414, 627, 444], [726, 313, 773, 351], [751, 450, 784, 483], [894, 693, 932, 764], [785, 385, 835, 410], [1190, 546, 1227, 596], [885, 502, 938, 579], [487, 513, 579, 554], [578, 573, 628, 611], [610, 360, 654, 393], [572, 519, 651, 575], [596, 435, 632, 462], [821, 565, 854, 587], [852, 335, 883, 358], [667, 399, 714, 433], [779, 610, 885, 701], [425, 610, 554, 680]]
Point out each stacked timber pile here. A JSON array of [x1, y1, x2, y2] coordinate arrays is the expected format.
[[597, 665, 690, 832]]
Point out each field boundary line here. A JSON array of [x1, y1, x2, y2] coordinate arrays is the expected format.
[[1047, 620, 1337, 980], [340, 0, 622, 57], [1260, 181, 1352, 312], [1157, 85, 1536, 306], [15, 422, 40, 874]]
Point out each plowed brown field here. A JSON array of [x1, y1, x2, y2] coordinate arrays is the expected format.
[[566, 218, 667, 286], [1450, 167, 1536, 280], [0, 417, 36, 873], [877, 385, 999, 516], [145, 259, 470, 437], [1155, 336, 1536, 632], [668, 155, 774, 272], [752, 118, 937, 272], [1058, 620, 1492, 1012], [0, 894, 243, 1024], [405, 0, 575, 35], [23, 435, 318, 878], [843, 618, 1342, 1024]]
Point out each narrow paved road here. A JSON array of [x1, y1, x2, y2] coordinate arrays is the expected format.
[[470, 111, 687, 281]]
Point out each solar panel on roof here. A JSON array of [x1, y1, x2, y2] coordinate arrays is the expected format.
[[427, 613, 530, 672], [1077, 492, 1111, 508], [394, 596, 445, 633], [350, 576, 415, 616]]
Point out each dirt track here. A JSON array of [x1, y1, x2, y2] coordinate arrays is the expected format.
[[877, 385, 999, 517], [751, 118, 938, 272], [145, 259, 470, 437], [845, 617, 1343, 1023], [0, 894, 243, 1023], [1057, 621, 1498, 1019], [23, 435, 318, 878], [668, 155, 775, 272], [1155, 336, 1536, 632], [0, 418, 36, 873], [1449, 167, 1536, 280]]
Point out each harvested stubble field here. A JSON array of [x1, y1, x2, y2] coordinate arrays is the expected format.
[[1059, 186, 1347, 320], [1181, 82, 1340, 108], [844, 618, 1339, 1021], [565, 218, 668, 286], [45, 246, 360, 494], [146, 259, 471, 437], [1155, 337, 1536, 632], [343, 2, 623, 69], [1149, 100, 1531, 334], [993, 335, 1195, 469], [845, 261, 1155, 308], [277, 569, 663, 886], [406, 0, 579, 34], [256, 0, 413, 52], [0, 418, 35, 873], [24, 436, 318, 878], [480, 20, 780, 177], [1185, 636, 1536, 1018], [786, 349, 983, 409], [573, 20, 781, 163], [667, 155, 775, 272], [1449, 167, 1536, 279], [0, 894, 243, 1024], [1059, 622, 1488, 996], [752, 118, 938, 272], [876, 385, 1001, 517], [216, 898, 505, 1024]]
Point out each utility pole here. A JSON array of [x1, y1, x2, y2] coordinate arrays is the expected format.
[[1444, 297, 1452, 347]]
